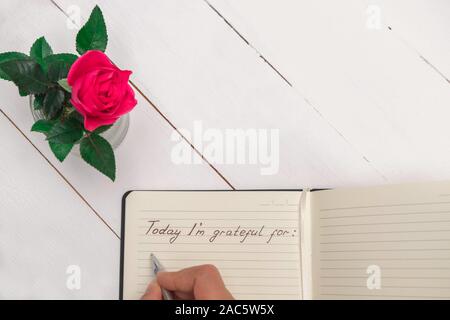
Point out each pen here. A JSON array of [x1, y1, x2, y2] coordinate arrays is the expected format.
[[150, 253, 174, 300]]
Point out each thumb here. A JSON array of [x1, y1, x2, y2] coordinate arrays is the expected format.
[[141, 280, 162, 300]]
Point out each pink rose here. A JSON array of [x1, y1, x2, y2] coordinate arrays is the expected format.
[[67, 50, 137, 131]]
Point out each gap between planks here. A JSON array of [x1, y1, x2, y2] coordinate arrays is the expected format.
[[202, 0, 387, 181], [203, 0, 450, 182], [0, 0, 237, 241], [0, 108, 120, 239], [387, 26, 450, 85], [49, 0, 235, 190]]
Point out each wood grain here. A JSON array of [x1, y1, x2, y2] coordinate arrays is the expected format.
[[1, 0, 449, 298], [0, 111, 119, 298], [54, 0, 384, 189], [0, 0, 228, 236], [208, 0, 450, 183]]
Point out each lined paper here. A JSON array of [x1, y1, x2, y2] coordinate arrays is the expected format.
[[310, 181, 450, 299], [122, 191, 302, 300]]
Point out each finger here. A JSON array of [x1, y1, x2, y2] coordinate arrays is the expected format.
[[141, 280, 162, 300], [157, 265, 221, 292], [174, 291, 195, 300], [157, 264, 233, 300]]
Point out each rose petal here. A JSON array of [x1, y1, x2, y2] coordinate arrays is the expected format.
[[115, 85, 138, 116], [67, 51, 137, 131], [84, 114, 119, 132], [68, 50, 115, 86]]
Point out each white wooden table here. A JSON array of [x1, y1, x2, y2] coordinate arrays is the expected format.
[[1, 0, 449, 299]]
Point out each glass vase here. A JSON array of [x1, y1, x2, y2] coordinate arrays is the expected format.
[[29, 95, 129, 156]]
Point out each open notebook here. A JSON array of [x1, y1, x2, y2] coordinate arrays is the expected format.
[[120, 181, 450, 300]]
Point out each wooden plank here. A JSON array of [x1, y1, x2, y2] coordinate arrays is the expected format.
[[207, 0, 450, 183], [0, 111, 119, 299], [54, 0, 384, 188], [0, 0, 228, 234], [378, 0, 450, 81]]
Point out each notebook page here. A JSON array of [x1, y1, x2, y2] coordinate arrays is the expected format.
[[122, 191, 302, 300], [310, 181, 450, 299]]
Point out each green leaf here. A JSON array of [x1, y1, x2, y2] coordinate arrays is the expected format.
[[33, 93, 45, 110], [68, 110, 85, 124], [76, 5, 108, 55], [0, 59, 49, 96], [43, 87, 65, 119], [80, 133, 115, 181], [93, 124, 112, 134], [49, 141, 73, 162], [31, 119, 54, 134], [57, 78, 71, 92], [44, 54, 78, 82], [46, 118, 83, 144], [30, 37, 53, 68], [0, 52, 29, 81]]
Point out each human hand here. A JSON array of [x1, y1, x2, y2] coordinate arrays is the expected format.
[[141, 264, 234, 300]]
